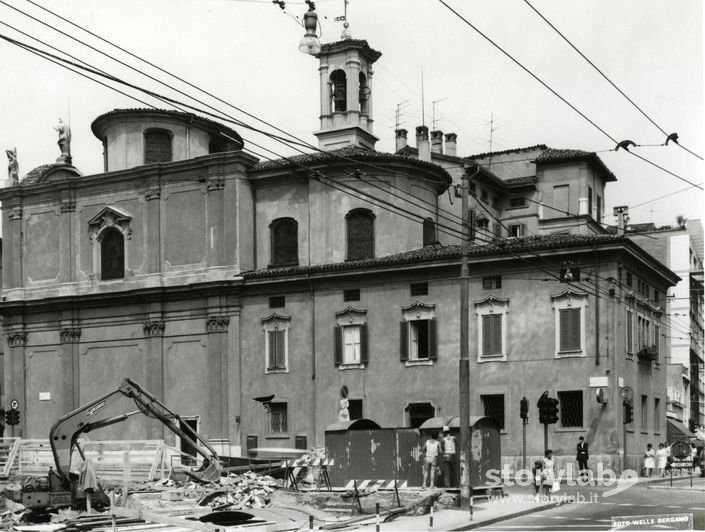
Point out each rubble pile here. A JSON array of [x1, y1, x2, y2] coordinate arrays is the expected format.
[[196, 471, 280, 510]]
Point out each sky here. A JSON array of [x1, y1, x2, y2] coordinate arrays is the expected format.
[[0, 0, 702, 228]]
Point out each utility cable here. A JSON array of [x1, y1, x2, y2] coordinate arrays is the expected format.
[[436, 0, 703, 191], [522, 0, 702, 161]]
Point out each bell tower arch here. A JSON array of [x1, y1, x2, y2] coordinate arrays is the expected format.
[[314, 38, 382, 151]]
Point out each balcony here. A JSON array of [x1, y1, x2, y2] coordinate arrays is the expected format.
[[637, 345, 658, 362]]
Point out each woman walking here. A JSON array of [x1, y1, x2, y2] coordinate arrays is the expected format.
[[643, 443, 656, 477]]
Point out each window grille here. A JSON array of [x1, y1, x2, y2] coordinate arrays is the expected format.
[[346, 209, 374, 260], [559, 308, 581, 351], [270, 218, 298, 266], [410, 282, 428, 296], [269, 403, 288, 435], [269, 296, 285, 309], [482, 314, 502, 356], [344, 289, 360, 302], [558, 391, 583, 427], [481, 394, 505, 430], [144, 130, 172, 163], [482, 276, 502, 290], [101, 228, 124, 280], [641, 395, 648, 430]]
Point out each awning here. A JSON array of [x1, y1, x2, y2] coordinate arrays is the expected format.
[[666, 419, 696, 443]]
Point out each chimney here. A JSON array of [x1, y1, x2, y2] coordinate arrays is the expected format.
[[395, 128, 408, 152], [430, 130, 443, 154], [614, 206, 629, 235], [416, 125, 431, 161], [445, 133, 457, 157]]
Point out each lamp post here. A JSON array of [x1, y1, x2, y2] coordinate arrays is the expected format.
[[299, 1, 321, 55]]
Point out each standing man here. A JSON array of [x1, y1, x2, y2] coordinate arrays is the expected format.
[[441, 426, 457, 488], [421, 432, 442, 489], [576, 436, 589, 480]]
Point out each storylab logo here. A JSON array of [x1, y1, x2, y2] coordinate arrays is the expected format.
[[486, 463, 639, 497]]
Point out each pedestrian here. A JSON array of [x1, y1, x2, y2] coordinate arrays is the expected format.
[[542, 449, 556, 496], [691, 443, 698, 471], [441, 426, 457, 488], [656, 443, 668, 477], [643, 443, 655, 477], [576, 436, 589, 480], [531, 460, 544, 500], [421, 432, 442, 489]]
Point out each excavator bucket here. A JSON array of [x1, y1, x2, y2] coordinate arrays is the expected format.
[[187, 459, 223, 483]]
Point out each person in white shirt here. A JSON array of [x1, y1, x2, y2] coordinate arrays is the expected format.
[[422, 432, 442, 489], [441, 427, 457, 488]]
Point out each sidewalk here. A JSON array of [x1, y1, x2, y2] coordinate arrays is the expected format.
[[350, 488, 567, 531]]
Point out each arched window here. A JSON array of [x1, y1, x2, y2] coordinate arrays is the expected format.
[[101, 228, 125, 280], [423, 218, 436, 246], [359, 72, 370, 114], [144, 129, 172, 164], [346, 209, 375, 261], [330, 70, 347, 112], [270, 218, 298, 266]]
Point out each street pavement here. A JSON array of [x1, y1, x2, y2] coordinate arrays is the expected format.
[[475, 477, 705, 531]]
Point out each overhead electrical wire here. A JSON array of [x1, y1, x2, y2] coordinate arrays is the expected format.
[[0, 5, 690, 337], [435, 0, 703, 192], [521, 0, 702, 161]]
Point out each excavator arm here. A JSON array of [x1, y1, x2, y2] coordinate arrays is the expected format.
[[49, 378, 222, 486]]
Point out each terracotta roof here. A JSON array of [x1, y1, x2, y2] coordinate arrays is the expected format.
[[91, 108, 243, 148], [505, 176, 537, 187], [250, 146, 452, 186], [244, 233, 627, 279], [21, 163, 80, 185], [535, 148, 617, 182], [467, 145, 548, 160], [318, 39, 382, 62]]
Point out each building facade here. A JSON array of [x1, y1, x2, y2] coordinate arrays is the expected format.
[[0, 35, 679, 475]]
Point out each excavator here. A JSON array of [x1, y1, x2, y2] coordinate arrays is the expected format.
[[17, 378, 222, 510]]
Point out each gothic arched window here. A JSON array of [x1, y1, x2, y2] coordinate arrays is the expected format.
[[144, 129, 173, 164], [346, 208, 375, 261], [330, 70, 347, 112], [270, 218, 299, 266], [101, 228, 125, 280]]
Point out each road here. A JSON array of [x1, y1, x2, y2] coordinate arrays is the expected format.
[[477, 477, 705, 531]]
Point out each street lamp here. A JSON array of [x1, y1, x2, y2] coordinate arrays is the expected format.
[[299, 1, 321, 55]]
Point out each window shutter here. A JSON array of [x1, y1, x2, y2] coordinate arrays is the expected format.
[[334, 325, 342, 366], [428, 319, 437, 361], [560, 309, 580, 351], [482, 316, 492, 355], [360, 323, 369, 364], [275, 330, 285, 367], [267, 331, 275, 369], [493, 315, 502, 354], [400, 321, 409, 362]]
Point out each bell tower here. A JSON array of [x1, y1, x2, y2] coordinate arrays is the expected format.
[[314, 37, 382, 151]]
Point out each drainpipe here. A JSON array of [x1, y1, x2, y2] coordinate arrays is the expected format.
[[594, 243, 600, 366]]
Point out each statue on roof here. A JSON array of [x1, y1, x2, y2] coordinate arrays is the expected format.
[[6, 148, 19, 185], [54, 118, 72, 164]]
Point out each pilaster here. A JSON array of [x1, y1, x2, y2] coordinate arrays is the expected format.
[[206, 314, 230, 440], [59, 199, 76, 283], [143, 316, 165, 440], [9, 207, 22, 288], [145, 186, 161, 274]]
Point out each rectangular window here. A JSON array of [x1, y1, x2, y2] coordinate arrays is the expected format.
[[481, 394, 505, 430], [410, 282, 428, 296], [491, 196, 499, 209], [654, 324, 660, 361], [269, 402, 288, 435], [482, 314, 502, 356], [482, 276, 502, 290], [558, 391, 583, 427], [553, 185, 570, 215], [653, 398, 660, 432], [626, 272, 633, 287], [343, 325, 361, 364], [410, 320, 430, 359], [269, 296, 285, 309], [596, 195, 602, 223], [559, 308, 581, 352], [588, 186, 593, 216], [348, 399, 363, 420], [626, 310, 633, 355], [641, 394, 648, 430], [343, 289, 360, 302], [509, 197, 526, 208], [481, 189, 489, 203], [267, 330, 286, 370], [508, 224, 524, 237]]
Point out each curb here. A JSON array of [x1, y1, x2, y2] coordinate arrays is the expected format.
[[449, 500, 569, 531]]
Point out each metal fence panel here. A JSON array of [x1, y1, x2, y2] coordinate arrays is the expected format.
[[367, 428, 397, 481], [324, 431, 349, 487], [395, 428, 422, 486]]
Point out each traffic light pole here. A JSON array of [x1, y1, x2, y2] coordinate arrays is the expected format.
[[522, 418, 527, 471], [543, 423, 548, 455]]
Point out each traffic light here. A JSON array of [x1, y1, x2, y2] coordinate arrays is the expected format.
[[538, 395, 549, 424], [546, 398, 559, 424], [3, 409, 9, 426], [5, 409, 19, 426], [520, 397, 529, 420], [623, 400, 634, 424]]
